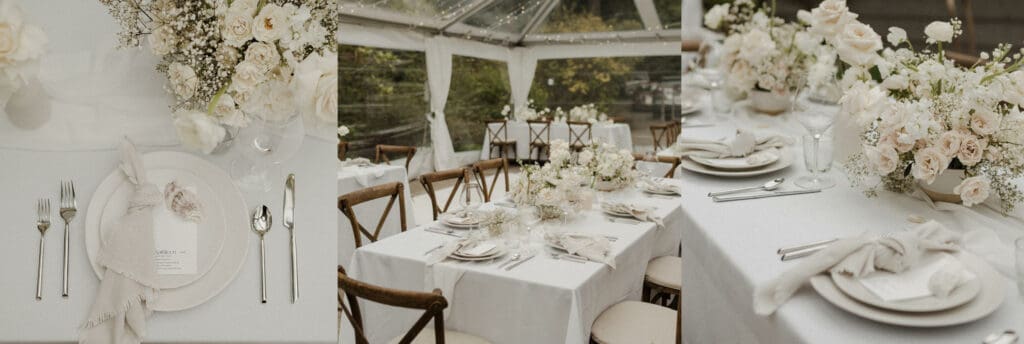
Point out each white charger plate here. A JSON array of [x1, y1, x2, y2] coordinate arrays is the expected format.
[[449, 243, 506, 261], [810, 252, 1005, 327], [690, 151, 780, 170], [85, 151, 249, 311], [830, 253, 982, 313], [440, 213, 481, 229], [678, 148, 794, 178]]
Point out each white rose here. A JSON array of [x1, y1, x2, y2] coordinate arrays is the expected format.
[[809, 0, 857, 39], [864, 144, 899, 174], [738, 29, 775, 63], [881, 74, 908, 90], [954, 176, 991, 207], [924, 21, 954, 44], [797, 10, 813, 24], [338, 125, 350, 137], [149, 24, 176, 56], [261, 78, 297, 121], [222, 12, 253, 47], [231, 61, 264, 91], [252, 4, 288, 42], [879, 130, 914, 153], [703, 4, 729, 30], [840, 82, 886, 127], [911, 147, 949, 185], [970, 108, 1001, 136], [312, 73, 337, 123], [886, 27, 907, 46], [935, 131, 962, 158], [836, 21, 882, 66], [173, 110, 226, 154], [291, 51, 337, 124], [229, 0, 259, 17], [957, 134, 986, 166], [216, 44, 240, 67], [9, 23, 44, 62], [211, 93, 249, 127], [167, 62, 198, 99], [0, 21, 19, 59], [244, 41, 280, 72]]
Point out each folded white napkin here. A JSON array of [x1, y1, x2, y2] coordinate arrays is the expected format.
[[753, 220, 962, 315], [80, 139, 160, 344], [639, 178, 682, 195], [671, 130, 791, 158], [602, 202, 664, 228], [339, 157, 372, 168], [547, 233, 615, 269]]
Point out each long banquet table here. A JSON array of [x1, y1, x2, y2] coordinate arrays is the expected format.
[[338, 162, 415, 264], [480, 121, 633, 160], [344, 182, 684, 344], [671, 92, 1024, 343]]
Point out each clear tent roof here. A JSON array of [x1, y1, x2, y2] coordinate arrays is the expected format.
[[339, 0, 680, 46]]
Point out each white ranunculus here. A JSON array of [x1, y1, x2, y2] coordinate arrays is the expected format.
[[886, 27, 907, 46], [935, 130, 963, 158], [809, 0, 857, 39], [836, 21, 882, 66], [957, 134, 986, 166], [167, 62, 198, 99], [211, 93, 248, 128], [173, 110, 226, 154], [911, 147, 949, 185], [954, 176, 990, 207], [252, 4, 288, 42], [149, 24, 176, 56], [703, 4, 729, 30], [864, 144, 899, 174], [231, 61, 264, 91], [222, 12, 253, 47], [244, 41, 280, 72], [738, 29, 776, 63], [924, 21, 954, 43], [970, 108, 1001, 136], [338, 125, 350, 137], [291, 51, 337, 124], [229, 0, 259, 17]]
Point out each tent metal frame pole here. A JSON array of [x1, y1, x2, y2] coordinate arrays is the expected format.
[[515, 0, 559, 45], [438, 0, 498, 32]]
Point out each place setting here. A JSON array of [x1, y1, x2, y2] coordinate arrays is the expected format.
[[666, 129, 797, 178]]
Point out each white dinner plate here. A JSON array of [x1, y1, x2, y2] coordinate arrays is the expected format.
[[96, 168, 226, 289], [678, 148, 794, 178], [641, 185, 680, 196], [440, 213, 481, 229], [85, 151, 249, 311], [830, 254, 982, 313], [690, 151, 780, 171], [449, 244, 506, 261], [810, 252, 1005, 327]]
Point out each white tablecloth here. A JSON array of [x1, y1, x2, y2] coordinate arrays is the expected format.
[[344, 185, 684, 344], [338, 163, 415, 264], [480, 121, 633, 160], [0, 138, 338, 343], [672, 92, 1024, 343]]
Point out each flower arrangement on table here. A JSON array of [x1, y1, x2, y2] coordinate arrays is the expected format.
[[564, 103, 611, 124], [338, 125, 349, 138], [704, 0, 832, 99], [807, 0, 1024, 211], [0, 0, 46, 104], [509, 140, 595, 219], [501, 99, 550, 122], [578, 142, 637, 190], [99, 0, 338, 154]]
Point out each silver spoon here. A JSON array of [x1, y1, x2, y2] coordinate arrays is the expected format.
[[984, 330, 1018, 344], [499, 253, 521, 269], [252, 205, 272, 304], [707, 177, 785, 197]]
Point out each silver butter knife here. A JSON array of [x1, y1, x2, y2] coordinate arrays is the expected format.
[[283, 174, 298, 303], [505, 254, 535, 271], [777, 238, 838, 255], [780, 245, 828, 261], [713, 189, 821, 202]]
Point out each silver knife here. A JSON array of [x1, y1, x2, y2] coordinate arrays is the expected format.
[[780, 245, 828, 261], [283, 174, 298, 303], [713, 189, 821, 202], [777, 238, 838, 255], [505, 254, 535, 271]]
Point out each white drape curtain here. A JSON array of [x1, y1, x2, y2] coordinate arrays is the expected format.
[[682, 0, 704, 40], [507, 49, 538, 113], [425, 37, 458, 172]]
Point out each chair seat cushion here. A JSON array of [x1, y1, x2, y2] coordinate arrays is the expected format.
[[387, 329, 492, 344], [591, 301, 677, 344], [645, 256, 681, 290], [491, 140, 516, 145]]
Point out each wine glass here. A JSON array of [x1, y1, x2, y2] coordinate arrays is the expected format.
[[790, 74, 840, 190], [230, 112, 305, 192], [695, 40, 730, 116]]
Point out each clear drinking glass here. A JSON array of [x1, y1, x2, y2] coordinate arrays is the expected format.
[[1016, 237, 1024, 298], [230, 113, 305, 192], [802, 134, 834, 175], [791, 77, 840, 190], [459, 181, 485, 213], [694, 40, 731, 117]]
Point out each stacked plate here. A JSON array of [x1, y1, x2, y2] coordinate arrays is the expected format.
[[809, 252, 1006, 327], [448, 242, 505, 261], [439, 212, 482, 229], [680, 148, 794, 178], [85, 151, 249, 311]]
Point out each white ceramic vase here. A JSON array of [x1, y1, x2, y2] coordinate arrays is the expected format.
[[919, 168, 965, 204], [749, 89, 790, 115]]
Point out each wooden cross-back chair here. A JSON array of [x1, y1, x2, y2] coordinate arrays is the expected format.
[[472, 158, 509, 202], [338, 141, 349, 161], [566, 121, 592, 152], [485, 119, 517, 160], [374, 144, 417, 172], [668, 121, 681, 145], [632, 153, 683, 179], [338, 182, 407, 249], [338, 266, 467, 344], [527, 119, 551, 162], [420, 167, 470, 220], [650, 123, 673, 152]]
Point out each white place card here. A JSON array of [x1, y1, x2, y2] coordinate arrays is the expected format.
[[152, 205, 197, 275], [858, 253, 971, 302]]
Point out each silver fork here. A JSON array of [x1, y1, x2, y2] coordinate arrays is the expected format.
[[36, 199, 50, 300], [60, 180, 77, 298]]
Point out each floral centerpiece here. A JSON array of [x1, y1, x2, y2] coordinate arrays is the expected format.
[[99, 0, 338, 154], [808, 0, 1024, 211], [579, 142, 637, 191], [338, 125, 349, 138], [567, 103, 609, 123], [0, 0, 46, 104], [509, 140, 594, 219], [501, 99, 550, 122], [704, 0, 832, 112]]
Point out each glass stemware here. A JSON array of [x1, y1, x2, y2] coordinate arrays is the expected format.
[[694, 40, 730, 116], [789, 75, 840, 190], [230, 112, 305, 192]]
